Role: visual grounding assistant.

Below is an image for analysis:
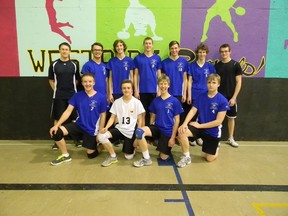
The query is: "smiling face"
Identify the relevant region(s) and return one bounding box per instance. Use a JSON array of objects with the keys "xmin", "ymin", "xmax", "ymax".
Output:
[
  {"xmin": 143, "ymin": 39, "xmax": 153, "ymax": 53},
  {"xmin": 81, "ymin": 74, "xmax": 95, "ymax": 92},
  {"xmin": 115, "ymin": 42, "xmax": 125, "ymax": 55},
  {"xmin": 59, "ymin": 44, "xmax": 71, "ymax": 60},
  {"xmin": 121, "ymin": 81, "xmax": 133, "ymax": 97},
  {"xmin": 158, "ymin": 80, "xmax": 170, "ymax": 94},
  {"xmin": 219, "ymin": 47, "xmax": 231, "ymax": 62},
  {"xmin": 169, "ymin": 43, "xmax": 180, "ymax": 58},
  {"xmin": 197, "ymin": 49, "xmax": 207, "ymax": 61},
  {"xmin": 92, "ymin": 44, "xmax": 103, "ymax": 59}
]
